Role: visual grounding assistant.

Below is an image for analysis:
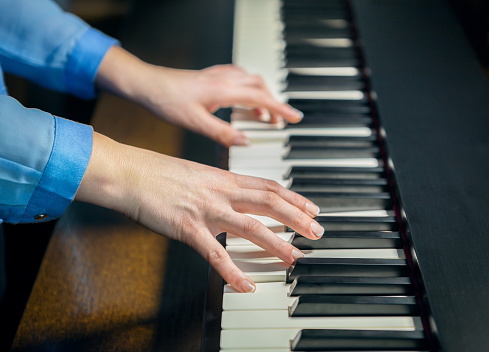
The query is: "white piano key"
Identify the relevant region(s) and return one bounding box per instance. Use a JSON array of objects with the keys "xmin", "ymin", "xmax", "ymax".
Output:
[
  {"xmin": 224, "ymin": 281, "xmax": 290, "ymax": 294},
  {"xmin": 233, "ymin": 259, "xmax": 288, "ymax": 282},
  {"xmin": 287, "ymin": 66, "xmax": 359, "ymax": 76},
  {"xmin": 233, "ymin": 0, "xmax": 285, "ymax": 99},
  {"xmin": 303, "ymin": 38, "xmax": 353, "ymax": 48},
  {"xmin": 285, "ymin": 90, "xmax": 365, "ymax": 100},
  {"xmin": 222, "ymin": 310, "xmax": 417, "ymax": 330},
  {"xmin": 242, "ymin": 127, "xmax": 373, "ymax": 139},
  {"xmin": 221, "ymin": 327, "xmax": 421, "ymax": 350},
  {"xmin": 229, "ymin": 142, "xmax": 285, "ymax": 159},
  {"xmin": 225, "ymin": 232, "xmax": 293, "ymax": 246},
  {"xmin": 320, "ymin": 19, "xmax": 349, "ymax": 28},
  {"xmin": 221, "ymin": 329, "xmax": 299, "ymax": 350},
  {"xmin": 229, "ymin": 157, "xmax": 380, "ymax": 170},
  {"xmin": 223, "ymin": 292, "xmax": 296, "ymax": 310},
  {"xmin": 320, "ymin": 209, "xmax": 391, "ymax": 217},
  {"xmin": 231, "ymin": 120, "xmax": 286, "ymax": 131},
  {"xmin": 227, "ymin": 246, "xmax": 403, "ymax": 261}
]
